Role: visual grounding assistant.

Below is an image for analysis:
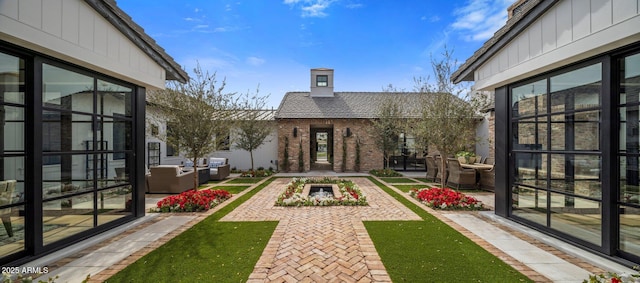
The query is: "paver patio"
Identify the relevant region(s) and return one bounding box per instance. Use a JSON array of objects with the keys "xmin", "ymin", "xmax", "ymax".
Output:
[{"xmin": 221, "ymin": 177, "xmax": 422, "ymax": 282}]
